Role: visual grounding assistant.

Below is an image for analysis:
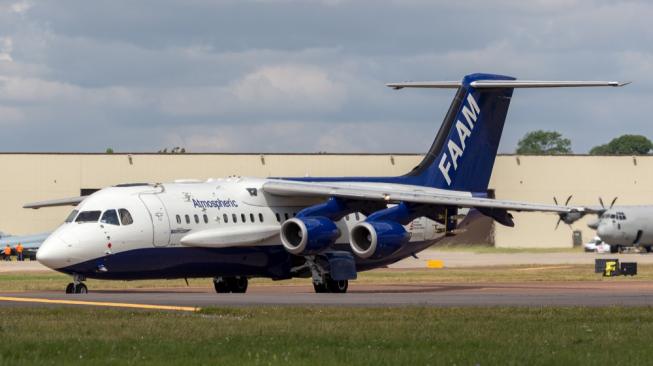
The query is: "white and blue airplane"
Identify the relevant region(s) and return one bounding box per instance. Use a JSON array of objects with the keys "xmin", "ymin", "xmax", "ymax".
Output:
[{"xmin": 26, "ymin": 73, "xmax": 626, "ymax": 294}]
